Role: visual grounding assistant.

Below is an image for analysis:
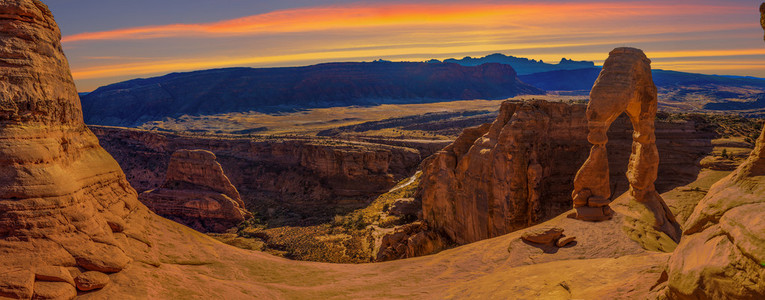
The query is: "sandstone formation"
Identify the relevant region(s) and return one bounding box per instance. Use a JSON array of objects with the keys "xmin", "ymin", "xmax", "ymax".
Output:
[
  {"xmin": 572, "ymin": 48, "xmax": 681, "ymax": 243},
  {"xmin": 376, "ymin": 221, "xmax": 446, "ymax": 262},
  {"xmin": 0, "ymin": 1, "xmax": 151, "ymax": 298},
  {"xmin": 419, "ymin": 98, "xmax": 709, "ymax": 245},
  {"xmin": 667, "ymin": 124, "xmax": 765, "ymax": 299},
  {"xmin": 139, "ymin": 149, "xmax": 251, "ymax": 232},
  {"xmin": 556, "ymin": 236, "xmax": 576, "ymax": 247},
  {"xmin": 90, "ymin": 126, "xmax": 422, "ymax": 223}
]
